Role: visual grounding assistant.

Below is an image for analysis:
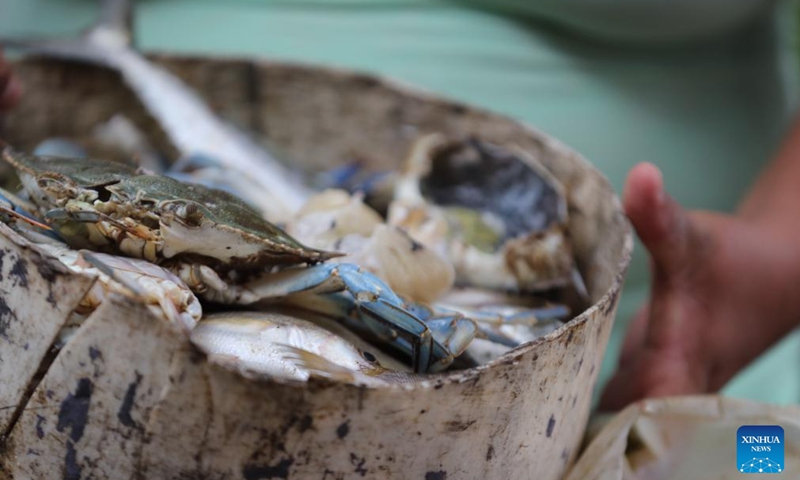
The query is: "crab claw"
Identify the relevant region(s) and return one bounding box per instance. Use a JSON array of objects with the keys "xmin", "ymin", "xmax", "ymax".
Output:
[{"xmin": 423, "ymin": 316, "xmax": 478, "ymax": 372}]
